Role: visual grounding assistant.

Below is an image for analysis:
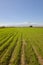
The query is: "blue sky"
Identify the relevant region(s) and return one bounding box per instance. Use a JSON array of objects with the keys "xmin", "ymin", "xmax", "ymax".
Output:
[{"xmin": 0, "ymin": 0, "xmax": 43, "ymax": 26}]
